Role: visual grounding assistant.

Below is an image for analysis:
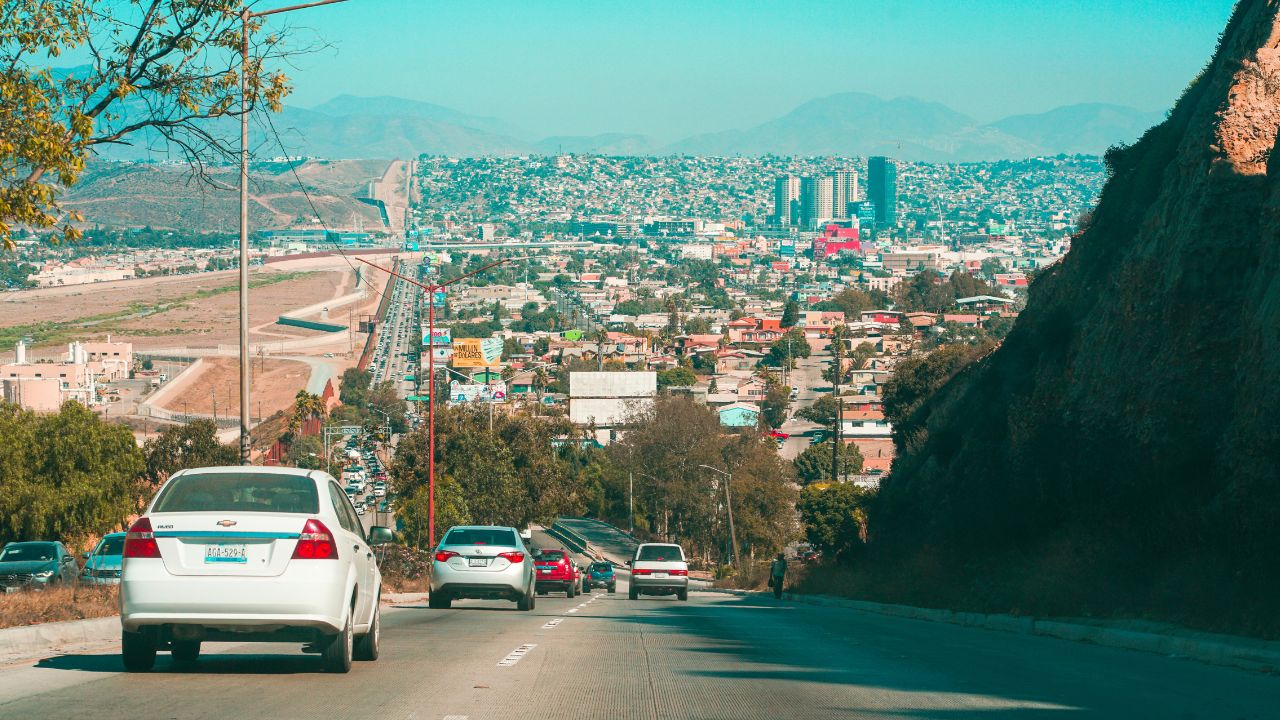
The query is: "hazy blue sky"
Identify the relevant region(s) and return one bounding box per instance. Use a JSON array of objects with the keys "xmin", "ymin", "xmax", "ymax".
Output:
[{"xmin": 264, "ymin": 0, "xmax": 1234, "ymax": 140}]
